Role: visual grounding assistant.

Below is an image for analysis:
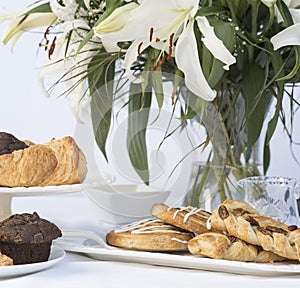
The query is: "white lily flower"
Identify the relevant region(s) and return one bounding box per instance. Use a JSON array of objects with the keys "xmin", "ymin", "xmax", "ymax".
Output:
[
  {"xmin": 50, "ymin": 0, "xmax": 78, "ymax": 21},
  {"xmin": 39, "ymin": 17, "xmax": 97, "ymax": 120},
  {"xmin": 271, "ymin": 23, "xmax": 300, "ymax": 49},
  {"xmin": 3, "ymin": 12, "xmax": 57, "ymax": 46},
  {"xmin": 99, "ymin": 0, "xmax": 235, "ymax": 101}
]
